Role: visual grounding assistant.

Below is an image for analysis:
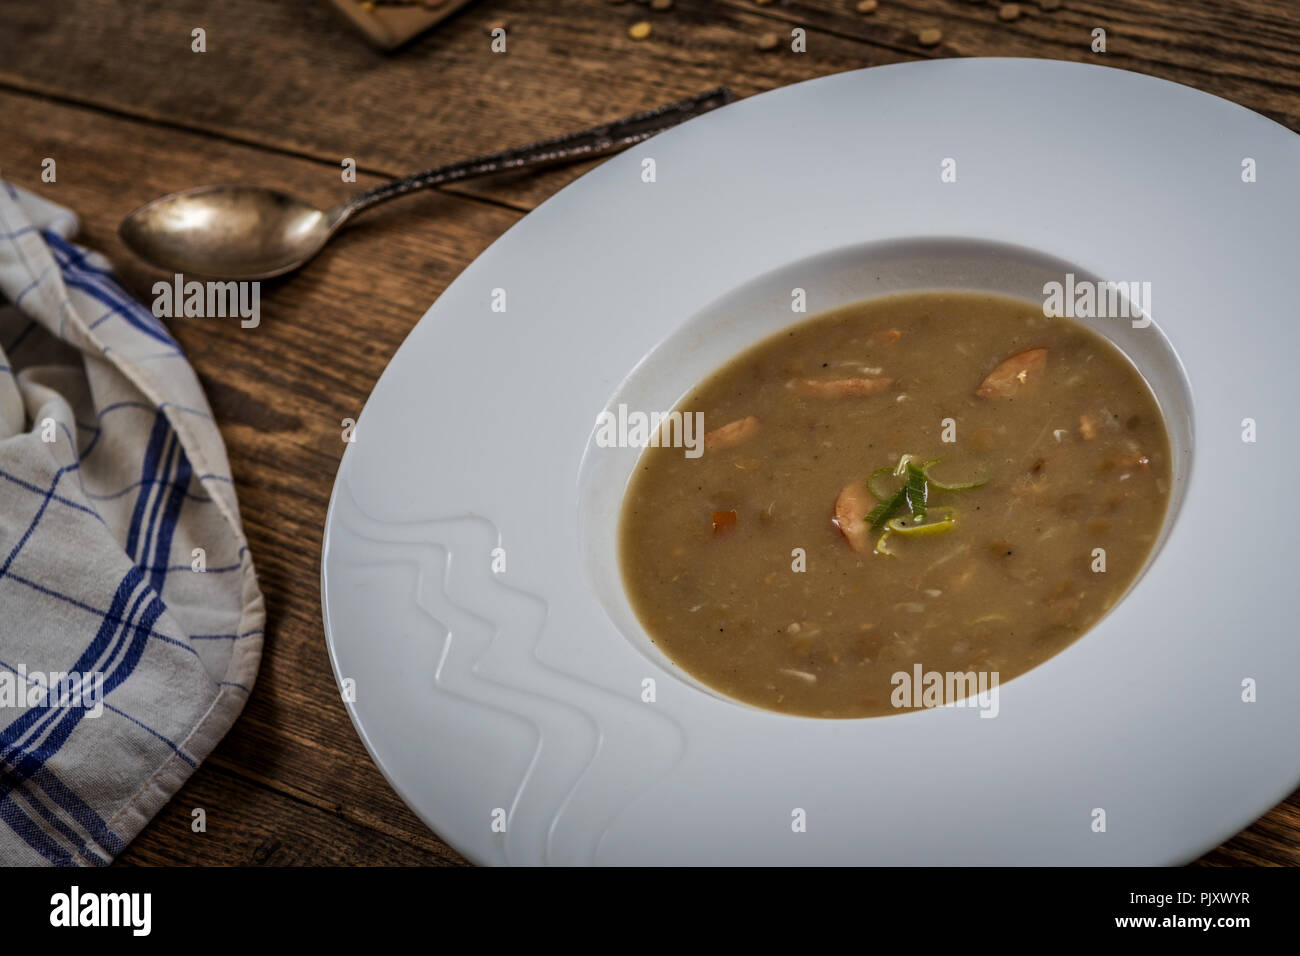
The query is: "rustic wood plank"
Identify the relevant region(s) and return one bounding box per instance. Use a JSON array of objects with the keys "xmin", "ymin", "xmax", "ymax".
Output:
[
  {"xmin": 0, "ymin": 0, "xmax": 906, "ymax": 210},
  {"xmin": 1195, "ymin": 794, "xmax": 1300, "ymax": 867},
  {"xmin": 115, "ymin": 762, "xmax": 450, "ymax": 865},
  {"xmin": 2, "ymin": 1, "xmax": 1299, "ymax": 217}
]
